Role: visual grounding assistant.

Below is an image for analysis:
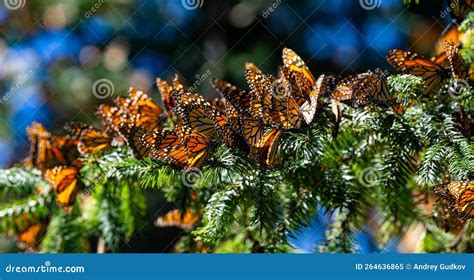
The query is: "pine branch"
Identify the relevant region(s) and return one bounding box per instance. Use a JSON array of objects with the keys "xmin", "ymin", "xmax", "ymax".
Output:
[
  {"xmin": 118, "ymin": 181, "xmax": 146, "ymax": 238},
  {"xmin": 0, "ymin": 195, "xmax": 51, "ymax": 230},
  {"xmin": 199, "ymin": 145, "xmax": 253, "ymax": 189},
  {"xmin": 387, "ymin": 74, "xmax": 424, "ymax": 106},
  {"xmin": 248, "ymin": 170, "xmax": 282, "ymax": 232},
  {"xmin": 417, "ymin": 144, "xmax": 447, "ymax": 186},
  {"xmin": 40, "ymin": 207, "xmax": 87, "ymax": 253},
  {"xmin": 0, "ymin": 168, "xmax": 49, "ymax": 197},
  {"xmin": 193, "ymin": 184, "xmax": 243, "ymax": 245},
  {"xmin": 318, "ymin": 209, "xmax": 356, "ymax": 253}
]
